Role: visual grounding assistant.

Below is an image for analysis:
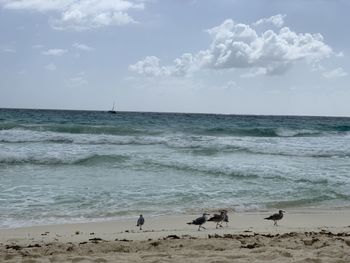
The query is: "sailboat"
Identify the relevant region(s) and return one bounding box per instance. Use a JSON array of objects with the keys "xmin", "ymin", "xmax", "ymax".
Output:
[{"xmin": 108, "ymin": 102, "xmax": 117, "ymax": 114}]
